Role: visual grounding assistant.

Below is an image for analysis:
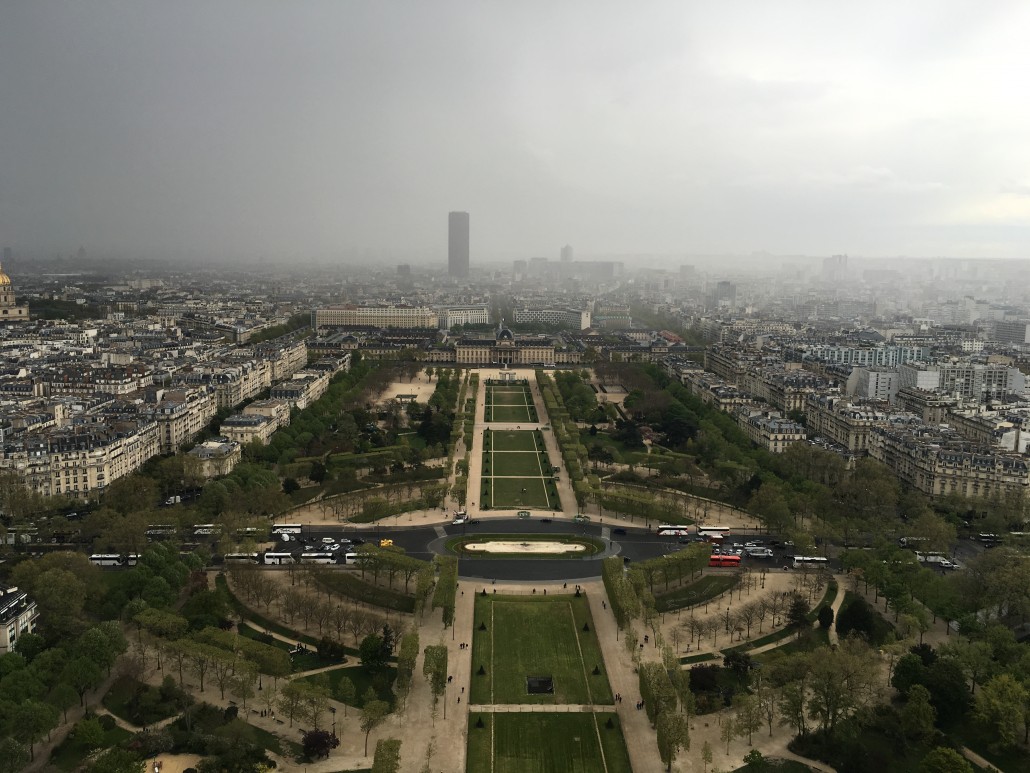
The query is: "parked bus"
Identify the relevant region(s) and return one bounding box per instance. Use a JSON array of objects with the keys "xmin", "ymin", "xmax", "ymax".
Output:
[
  {"xmin": 343, "ymin": 552, "xmax": 360, "ymax": 565},
  {"xmin": 224, "ymin": 553, "xmax": 261, "ymax": 564},
  {"xmin": 975, "ymin": 533, "xmax": 1001, "ymax": 545},
  {"xmin": 656, "ymin": 525, "xmax": 692, "ymax": 537},
  {"xmin": 697, "ymin": 526, "xmax": 731, "ymax": 542},
  {"xmin": 192, "ymin": 524, "xmax": 220, "ymax": 536},
  {"xmin": 89, "ymin": 553, "xmax": 138, "ymax": 567},
  {"xmin": 299, "ymin": 552, "xmax": 337, "ymax": 564},
  {"xmin": 791, "ymin": 556, "xmax": 830, "ymax": 568},
  {"xmin": 708, "ymin": 554, "xmax": 742, "ymax": 568},
  {"xmin": 271, "ymin": 524, "xmax": 303, "ymax": 535},
  {"xmin": 145, "ymin": 524, "xmax": 177, "ymax": 538},
  {"xmin": 898, "ymin": 536, "xmax": 930, "ymax": 548},
  {"xmin": 262, "ymin": 552, "xmax": 296, "ymax": 565}
]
